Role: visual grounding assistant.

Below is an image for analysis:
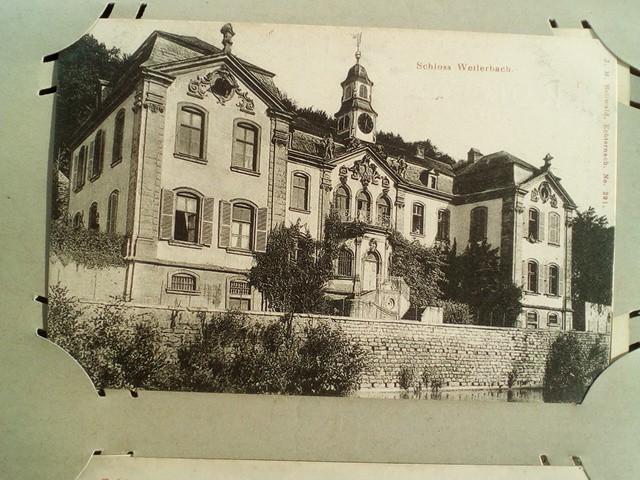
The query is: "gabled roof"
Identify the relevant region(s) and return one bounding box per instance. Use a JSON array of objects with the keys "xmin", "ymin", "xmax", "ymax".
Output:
[{"xmin": 518, "ymin": 169, "xmax": 577, "ymax": 209}]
